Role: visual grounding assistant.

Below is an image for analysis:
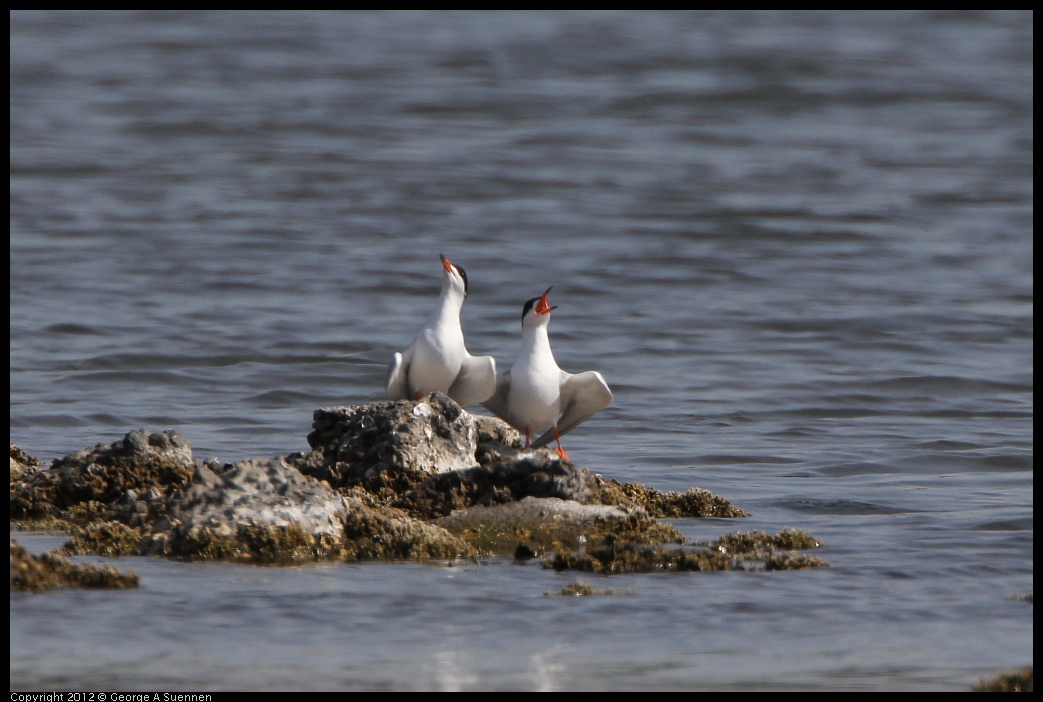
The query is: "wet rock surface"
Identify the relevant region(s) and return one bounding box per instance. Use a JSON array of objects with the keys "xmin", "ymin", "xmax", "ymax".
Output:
[
  {"xmin": 10, "ymin": 393, "xmax": 827, "ymax": 577},
  {"xmin": 436, "ymin": 496, "xmax": 683, "ymax": 557}
]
